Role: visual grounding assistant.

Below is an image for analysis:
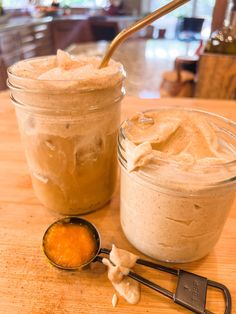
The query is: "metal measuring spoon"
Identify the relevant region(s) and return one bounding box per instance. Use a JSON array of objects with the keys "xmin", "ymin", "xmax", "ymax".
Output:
[
  {"xmin": 42, "ymin": 217, "xmax": 232, "ymax": 314},
  {"xmin": 42, "ymin": 216, "xmax": 101, "ymax": 271}
]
